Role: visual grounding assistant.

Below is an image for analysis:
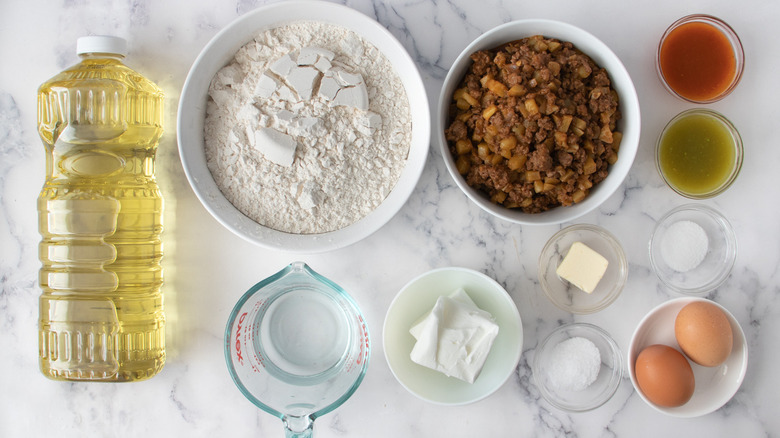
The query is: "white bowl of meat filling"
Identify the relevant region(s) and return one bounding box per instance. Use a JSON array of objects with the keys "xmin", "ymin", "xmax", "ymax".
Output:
[{"xmin": 437, "ymin": 20, "xmax": 640, "ymax": 225}]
